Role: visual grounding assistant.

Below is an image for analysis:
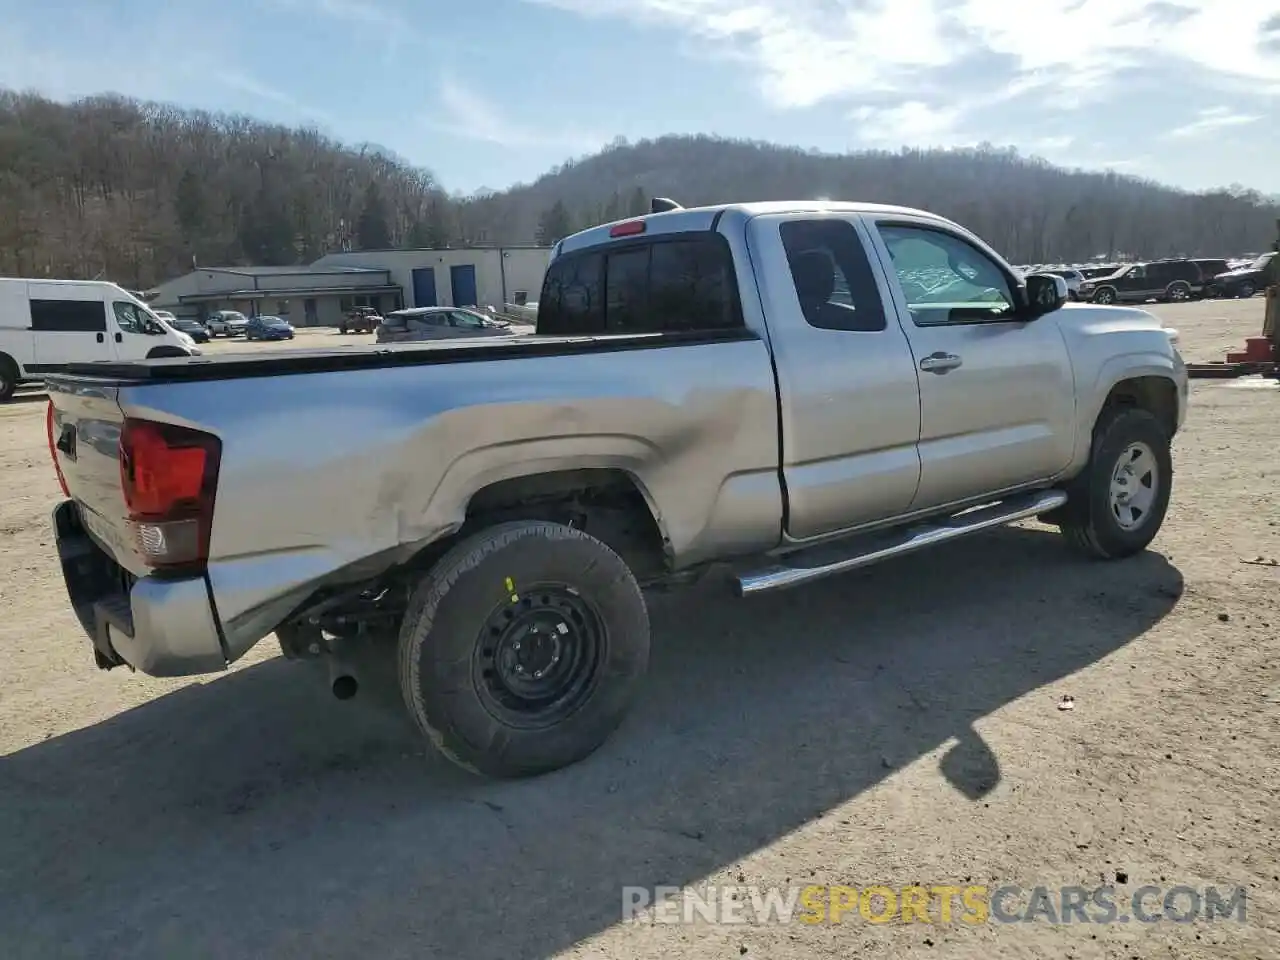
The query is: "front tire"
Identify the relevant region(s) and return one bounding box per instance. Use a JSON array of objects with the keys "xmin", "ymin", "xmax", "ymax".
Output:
[
  {"xmin": 1093, "ymin": 287, "xmax": 1118, "ymax": 304},
  {"xmin": 398, "ymin": 520, "xmax": 650, "ymax": 778},
  {"xmin": 1059, "ymin": 408, "xmax": 1172, "ymax": 559}
]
